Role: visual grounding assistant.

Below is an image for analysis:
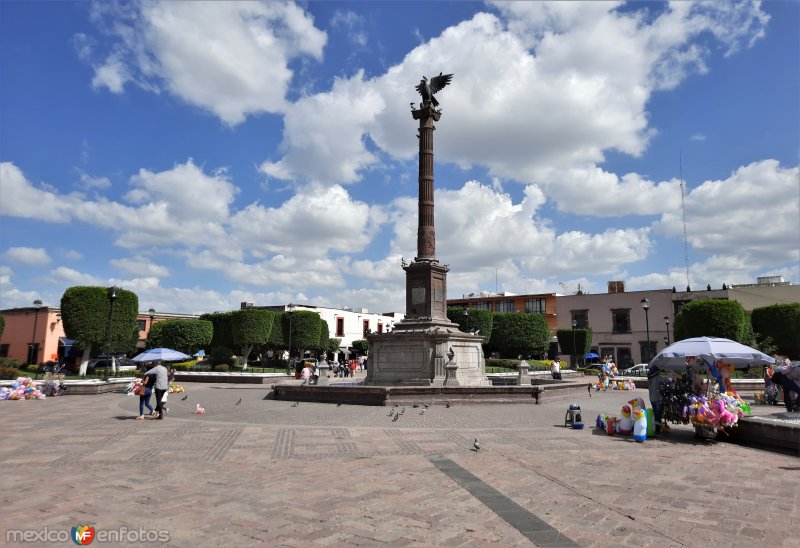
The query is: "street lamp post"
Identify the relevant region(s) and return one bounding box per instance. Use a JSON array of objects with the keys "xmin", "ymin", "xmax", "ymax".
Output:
[
  {"xmin": 664, "ymin": 316, "xmax": 670, "ymax": 346},
  {"xmin": 571, "ymin": 319, "xmax": 577, "ymax": 369},
  {"xmin": 106, "ymin": 286, "xmax": 120, "ymax": 374},
  {"xmin": 148, "ymin": 308, "xmax": 156, "ymax": 348},
  {"xmin": 463, "ymin": 308, "xmax": 470, "ymax": 333},
  {"xmin": 641, "ymin": 298, "xmax": 651, "ymax": 363},
  {"xmin": 28, "ymin": 299, "xmax": 43, "ymax": 365},
  {"xmin": 286, "ymin": 303, "xmax": 294, "ymax": 376}
]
